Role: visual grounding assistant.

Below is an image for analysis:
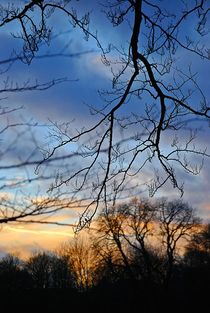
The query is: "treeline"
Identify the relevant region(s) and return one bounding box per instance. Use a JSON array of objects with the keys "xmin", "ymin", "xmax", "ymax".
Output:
[{"xmin": 1, "ymin": 198, "xmax": 210, "ymax": 312}]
